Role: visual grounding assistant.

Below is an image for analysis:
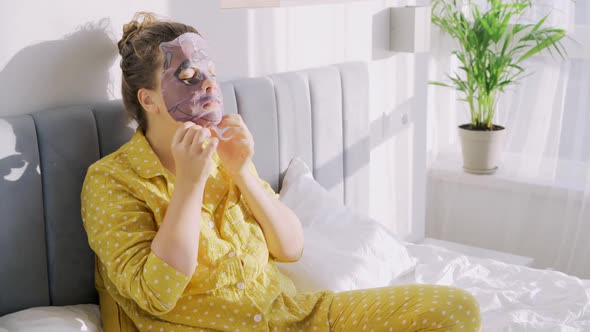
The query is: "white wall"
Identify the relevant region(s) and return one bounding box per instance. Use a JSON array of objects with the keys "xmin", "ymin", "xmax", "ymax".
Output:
[
  {"xmin": 0, "ymin": 0, "xmax": 428, "ymax": 239},
  {"xmin": 0, "ymin": 0, "xmax": 251, "ymax": 116},
  {"xmin": 0, "ymin": 1, "xmax": 160, "ymax": 115},
  {"xmin": 229, "ymin": 0, "xmax": 429, "ymax": 239}
]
